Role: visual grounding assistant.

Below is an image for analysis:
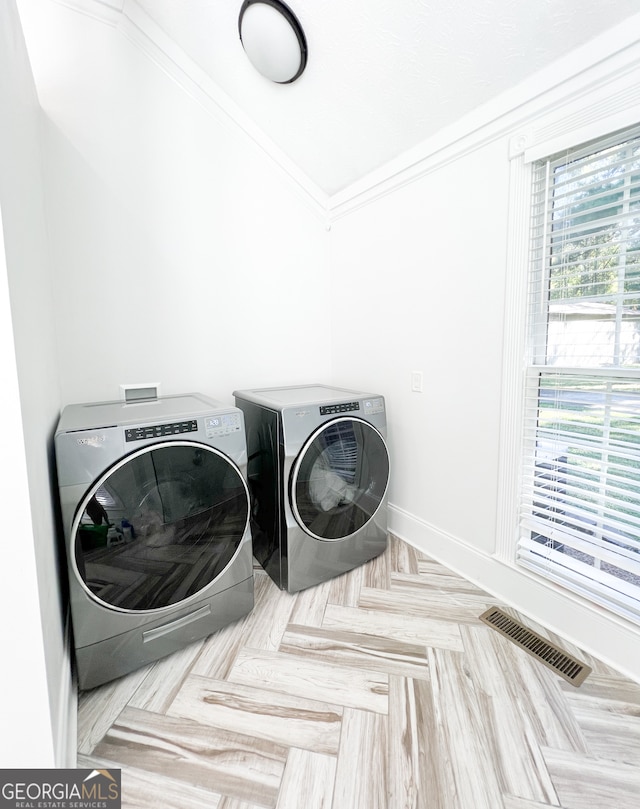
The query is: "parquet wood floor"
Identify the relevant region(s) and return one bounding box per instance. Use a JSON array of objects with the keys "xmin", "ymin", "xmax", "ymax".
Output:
[{"xmin": 76, "ymin": 535, "xmax": 640, "ymax": 808}]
